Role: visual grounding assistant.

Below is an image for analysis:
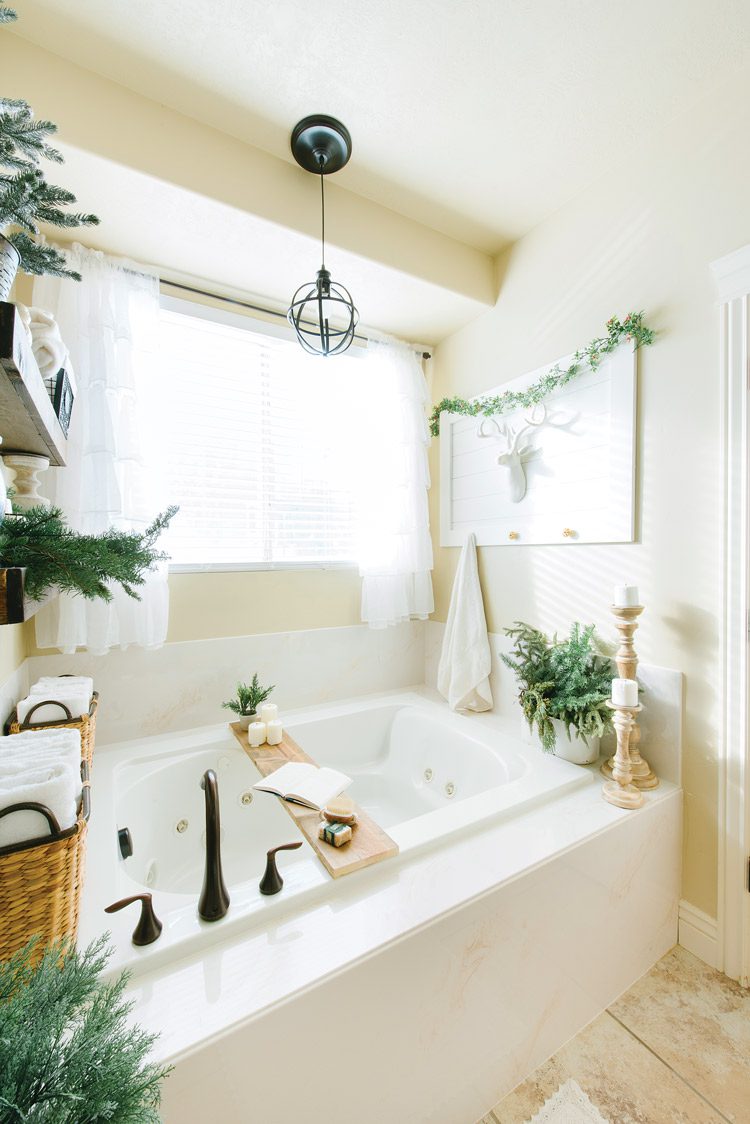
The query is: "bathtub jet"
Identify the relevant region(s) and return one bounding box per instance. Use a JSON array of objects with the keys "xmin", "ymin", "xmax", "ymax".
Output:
[{"xmin": 198, "ymin": 769, "xmax": 230, "ymax": 922}]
